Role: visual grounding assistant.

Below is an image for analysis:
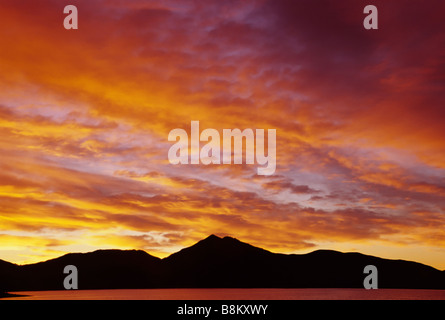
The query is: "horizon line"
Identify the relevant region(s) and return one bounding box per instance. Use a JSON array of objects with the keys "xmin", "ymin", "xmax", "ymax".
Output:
[{"xmin": 3, "ymin": 234, "xmax": 443, "ymax": 272}]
